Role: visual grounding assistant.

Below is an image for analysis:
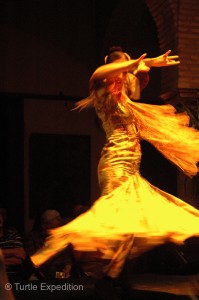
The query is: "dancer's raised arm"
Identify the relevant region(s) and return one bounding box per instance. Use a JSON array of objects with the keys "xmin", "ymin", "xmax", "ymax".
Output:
[{"xmin": 90, "ymin": 53, "xmax": 147, "ymax": 82}]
